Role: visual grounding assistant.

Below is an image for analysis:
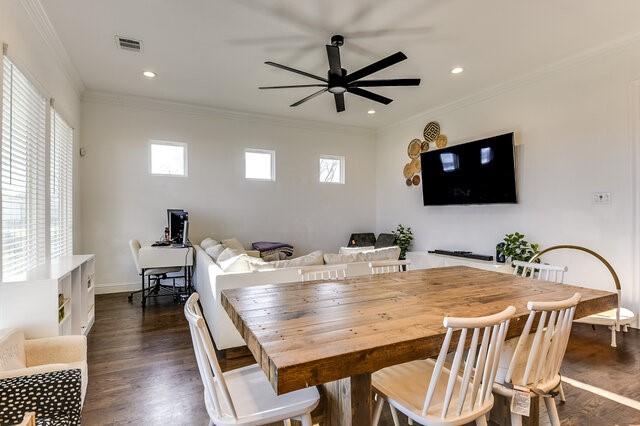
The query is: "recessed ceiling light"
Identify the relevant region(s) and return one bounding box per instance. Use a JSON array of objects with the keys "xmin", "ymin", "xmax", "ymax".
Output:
[
  {"xmin": 368, "ymin": 110, "xmax": 376, "ymax": 115},
  {"xmin": 143, "ymin": 71, "xmax": 156, "ymax": 78},
  {"xmin": 450, "ymin": 67, "xmax": 464, "ymax": 75}
]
